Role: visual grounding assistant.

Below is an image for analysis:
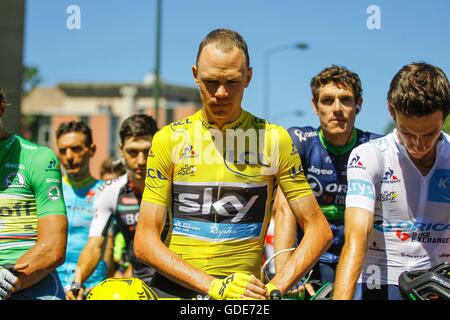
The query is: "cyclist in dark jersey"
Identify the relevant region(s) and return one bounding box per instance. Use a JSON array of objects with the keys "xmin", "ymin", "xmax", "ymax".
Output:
[
  {"xmin": 66, "ymin": 114, "xmax": 160, "ymax": 300},
  {"xmin": 274, "ymin": 65, "xmax": 381, "ymax": 295}
]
